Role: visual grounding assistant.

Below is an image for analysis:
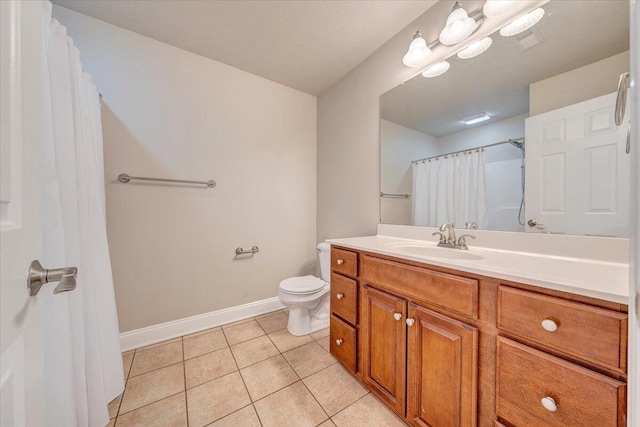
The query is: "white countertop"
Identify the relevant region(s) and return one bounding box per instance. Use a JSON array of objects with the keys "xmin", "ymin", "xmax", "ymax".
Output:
[{"xmin": 326, "ymin": 235, "xmax": 629, "ymax": 304}]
